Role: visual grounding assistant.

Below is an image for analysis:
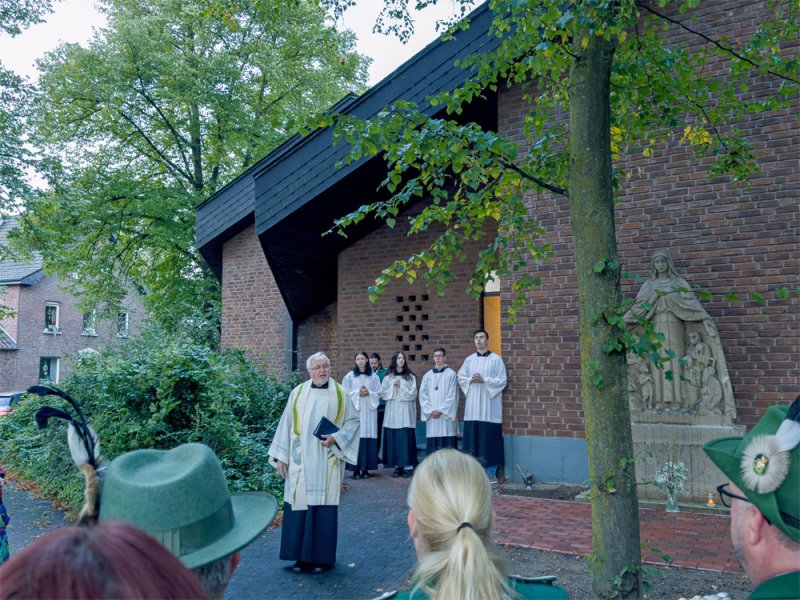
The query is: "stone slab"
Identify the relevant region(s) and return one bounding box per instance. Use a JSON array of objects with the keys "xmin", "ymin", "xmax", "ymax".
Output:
[{"xmin": 632, "ymin": 422, "xmax": 746, "ymax": 503}]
